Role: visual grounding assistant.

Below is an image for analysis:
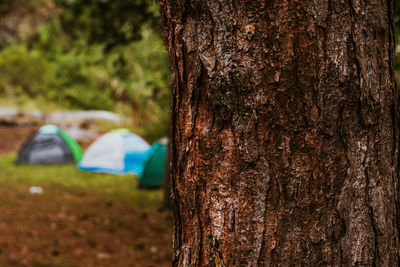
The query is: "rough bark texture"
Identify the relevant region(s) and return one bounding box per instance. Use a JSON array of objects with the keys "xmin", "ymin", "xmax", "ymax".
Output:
[
  {"xmin": 163, "ymin": 145, "xmax": 173, "ymax": 210},
  {"xmin": 160, "ymin": 0, "xmax": 399, "ymax": 265}
]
